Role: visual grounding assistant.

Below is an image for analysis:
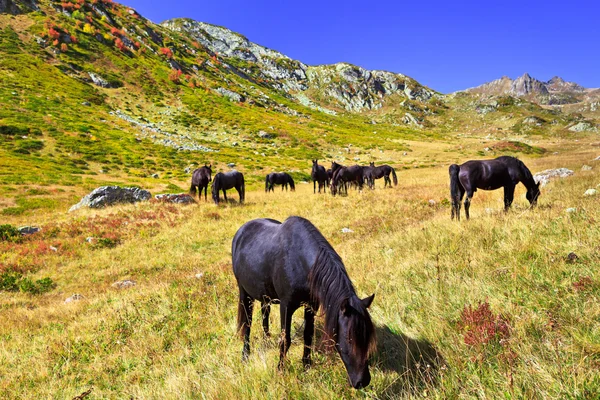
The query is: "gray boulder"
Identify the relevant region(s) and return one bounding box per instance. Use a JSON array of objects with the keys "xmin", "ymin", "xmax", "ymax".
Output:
[
  {"xmin": 533, "ymin": 168, "xmax": 574, "ymax": 187},
  {"xmin": 88, "ymin": 72, "xmax": 116, "ymax": 88},
  {"xmin": 154, "ymin": 193, "xmax": 196, "ymax": 204},
  {"xmin": 568, "ymin": 122, "xmax": 597, "ymax": 132},
  {"xmin": 69, "ymin": 186, "xmax": 151, "ymax": 212},
  {"xmin": 18, "ymin": 226, "xmax": 41, "ymax": 236}
]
